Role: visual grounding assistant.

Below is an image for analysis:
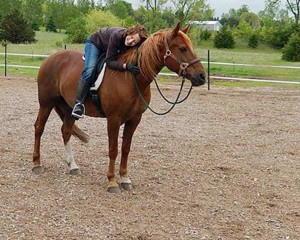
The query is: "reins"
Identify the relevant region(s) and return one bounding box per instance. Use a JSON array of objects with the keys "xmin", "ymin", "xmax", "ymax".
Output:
[
  {"xmin": 132, "ymin": 71, "xmax": 189, "ymax": 115},
  {"xmin": 131, "ymin": 34, "xmax": 197, "ymax": 115}
]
